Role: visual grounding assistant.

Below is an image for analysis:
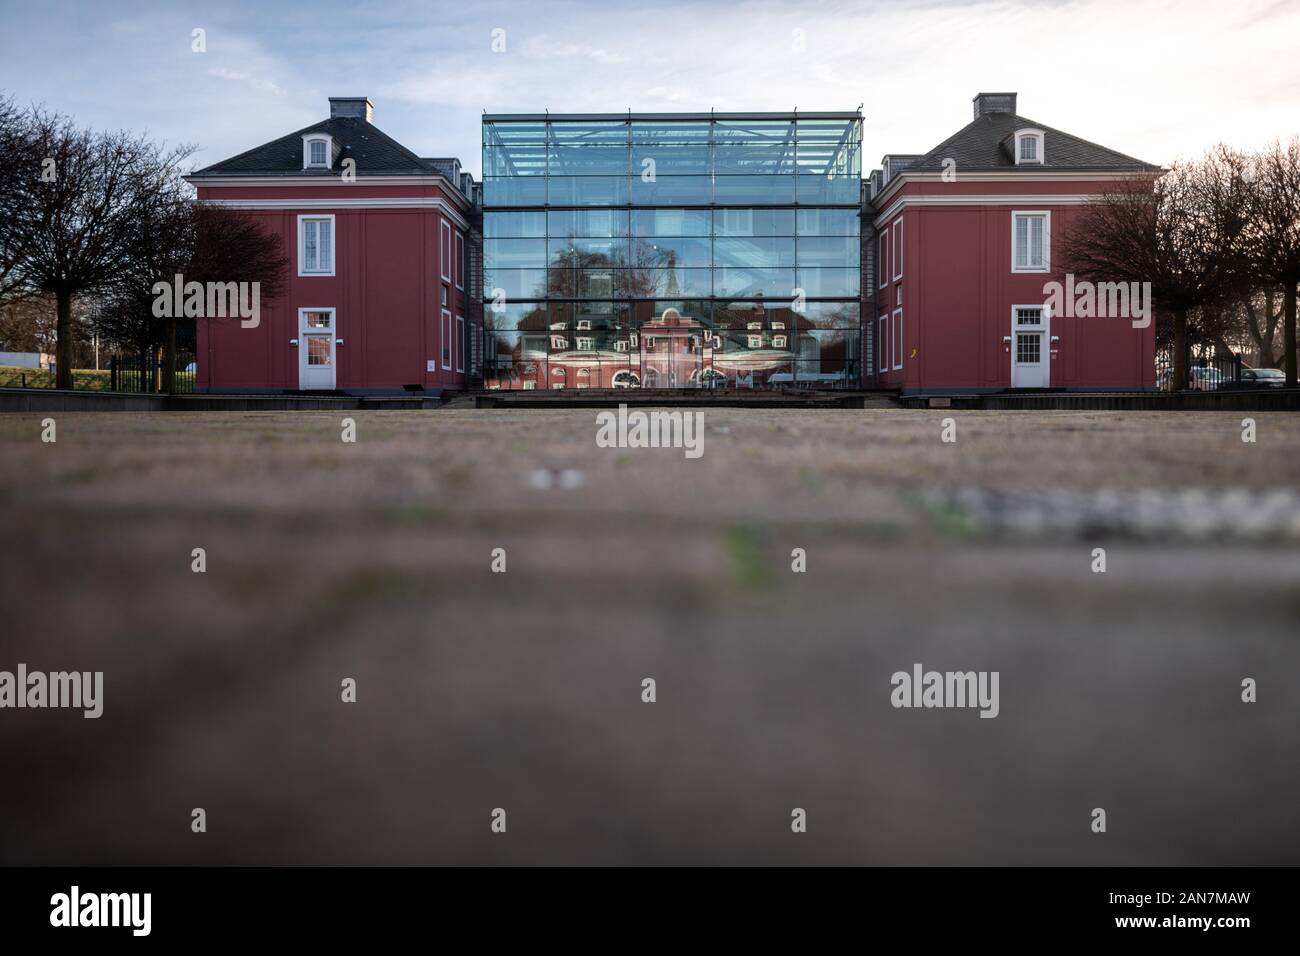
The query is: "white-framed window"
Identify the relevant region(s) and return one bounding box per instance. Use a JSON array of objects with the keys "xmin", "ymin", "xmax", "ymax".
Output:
[
  {"xmin": 302, "ymin": 134, "xmax": 332, "ymax": 170},
  {"xmin": 441, "ymin": 285, "xmax": 448, "ymax": 307},
  {"xmin": 576, "ymin": 319, "xmax": 592, "ymax": 331},
  {"xmin": 645, "ymin": 335, "xmax": 656, "ymax": 351},
  {"xmin": 896, "ymin": 284, "xmax": 903, "ymax": 307},
  {"xmin": 454, "ymin": 232, "xmax": 465, "ymax": 290},
  {"xmin": 440, "ymin": 220, "xmax": 452, "ymax": 282},
  {"xmin": 747, "ymin": 335, "xmax": 763, "ymax": 349},
  {"xmin": 298, "ymin": 215, "xmax": 335, "ymax": 276},
  {"xmin": 712, "ymin": 333, "xmax": 725, "ymax": 350},
  {"xmin": 1014, "ymin": 129, "xmax": 1045, "ymax": 166},
  {"xmin": 576, "ymin": 337, "xmax": 593, "ymax": 351},
  {"xmin": 523, "ymin": 380, "xmax": 537, "ymax": 390},
  {"xmin": 747, "ymin": 321, "xmax": 762, "ymax": 331},
  {"xmin": 878, "ymin": 232, "xmax": 888, "ymax": 288},
  {"xmin": 773, "ymin": 335, "xmax": 787, "ymax": 349},
  {"xmin": 892, "ymin": 219, "xmax": 903, "ymax": 281},
  {"xmin": 551, "ymin": 334, "xmax": 567, "ymax": 350},
  {"xmin": 772, "ymin": 321, "xmax": 785, "ymax": 330},
  {"xmin": 892, "ymin": 308, "xmax": 903, "ymax": 370},
  {"xmin": 879, "ymin": 314, "xmax": 889, "ymax": 373},
  {"xmin": 614, "ymin": 339, "xmax": 629, "ymax": 353},
  {"xmin": 1012, "ymin": 211, "xmax": 1050, "ymax": 273},
  {"xmin": 456, "ymin": 315, "xmax": 465, "ymax": 373},
  {"xmin": 441, "ymin": 309, "xmax": 452, "ymax": 369}
]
